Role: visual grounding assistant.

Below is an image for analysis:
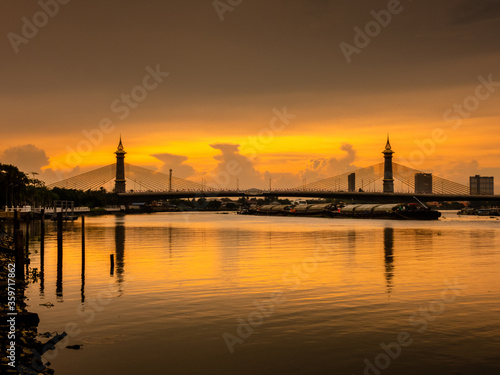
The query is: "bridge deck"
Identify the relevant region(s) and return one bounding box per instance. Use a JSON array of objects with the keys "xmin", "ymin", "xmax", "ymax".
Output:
[{"xmin": 117, "ymin": 191, "xmax": 500, "ymax": 203}]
